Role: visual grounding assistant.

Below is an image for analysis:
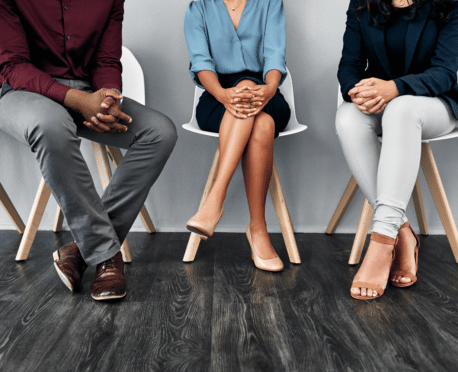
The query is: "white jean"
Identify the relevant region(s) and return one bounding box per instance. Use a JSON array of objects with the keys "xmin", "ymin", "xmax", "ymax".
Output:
[{"xmin": 336, "ymin": 96, "xmax": 458, "ymax": 239}]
